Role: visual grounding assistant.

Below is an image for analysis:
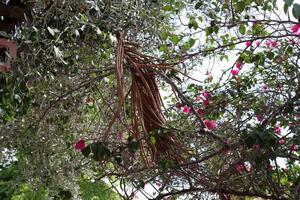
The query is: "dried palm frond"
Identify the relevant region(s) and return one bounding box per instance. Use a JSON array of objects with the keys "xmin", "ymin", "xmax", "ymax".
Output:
[{"xmin": 107, "ymin": 30, "xmax": 184, "ymax": 164}]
